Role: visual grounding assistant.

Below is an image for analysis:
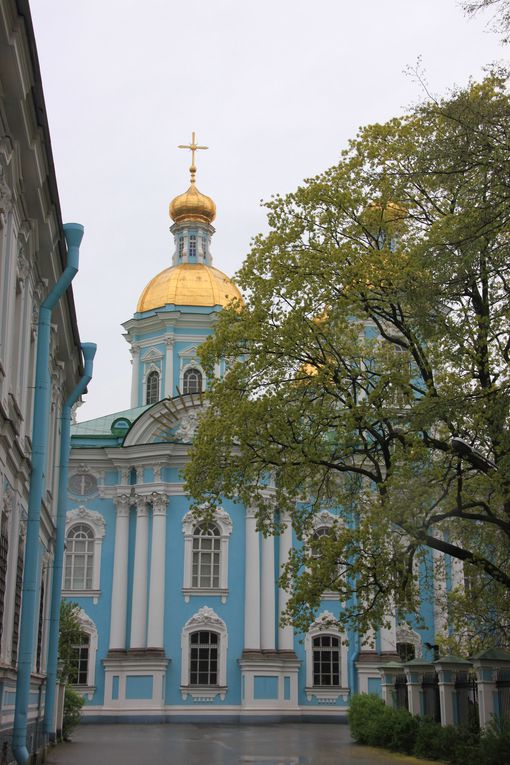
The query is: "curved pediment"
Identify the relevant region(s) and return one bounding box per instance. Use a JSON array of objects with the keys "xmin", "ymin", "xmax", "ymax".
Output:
[{"xmin": 123, "ymin": 394, "xmax": 204, "ymax": 447}]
